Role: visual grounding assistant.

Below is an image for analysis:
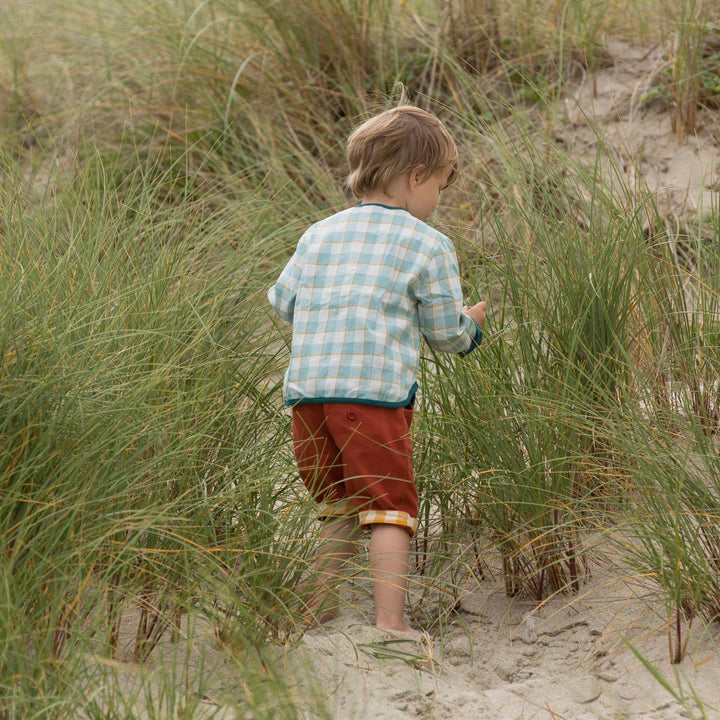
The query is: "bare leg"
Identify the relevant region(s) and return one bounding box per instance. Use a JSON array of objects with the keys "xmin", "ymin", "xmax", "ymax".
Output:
[
  {"xmin": 304, "ymin": 516, "xmax": 360, "ymax": 622},
  {"xmin": 369, "ymin": 524, "xmax": 413, "ymax": 632}
]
